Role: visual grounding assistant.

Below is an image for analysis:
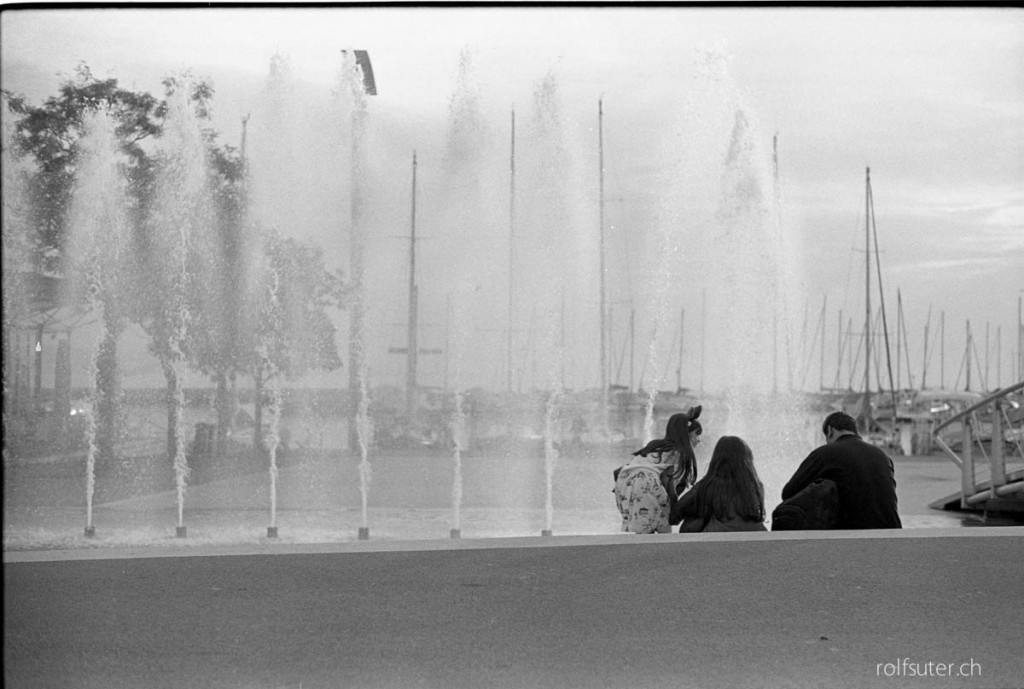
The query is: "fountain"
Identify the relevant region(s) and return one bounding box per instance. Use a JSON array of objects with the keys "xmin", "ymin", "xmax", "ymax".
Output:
[
  {"xmin": 64, "ymin": 109, "xmax": 134, "ymax": 537},
  {"xmin": 1, "ymin": 43, "xmax": 825, "ymax": 550}
]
